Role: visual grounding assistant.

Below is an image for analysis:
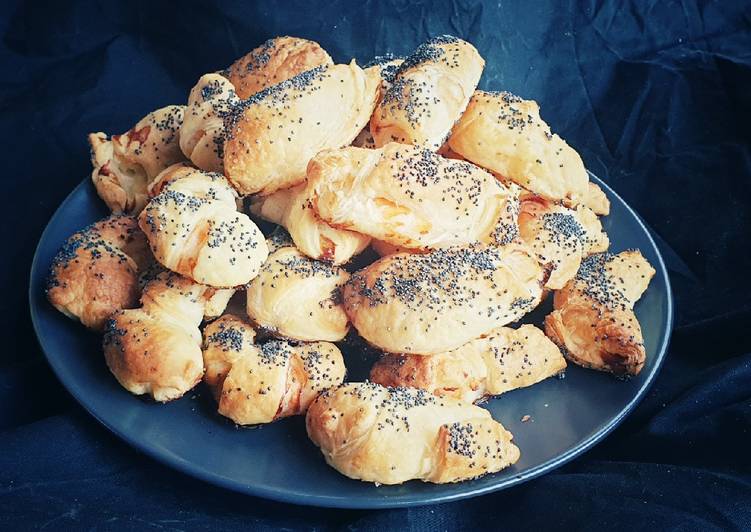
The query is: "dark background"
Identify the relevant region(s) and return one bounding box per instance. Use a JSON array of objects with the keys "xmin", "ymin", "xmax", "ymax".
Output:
[{"xmin": 2, "ymin": 0, "xmax": 750, "ymax": 529}]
